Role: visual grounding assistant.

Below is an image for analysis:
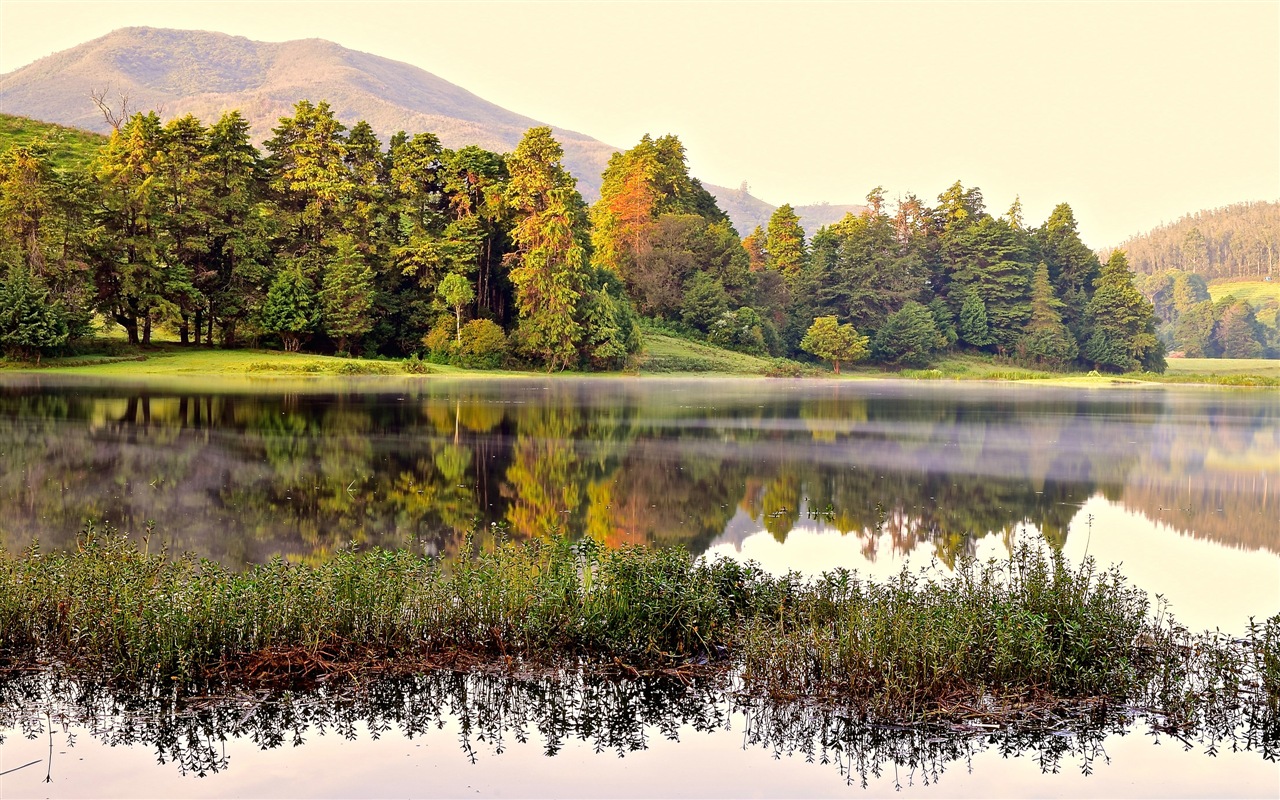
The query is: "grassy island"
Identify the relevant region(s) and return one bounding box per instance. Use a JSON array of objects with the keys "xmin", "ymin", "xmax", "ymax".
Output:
[{"xmin": 1, "ymin": 527, "xmax": 1275, "ymax": 730}]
